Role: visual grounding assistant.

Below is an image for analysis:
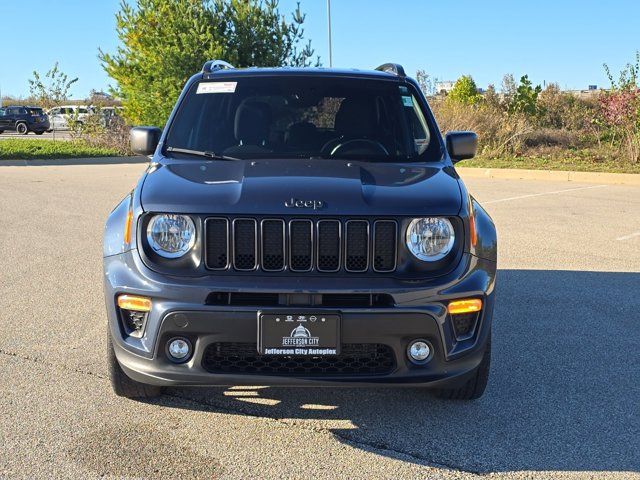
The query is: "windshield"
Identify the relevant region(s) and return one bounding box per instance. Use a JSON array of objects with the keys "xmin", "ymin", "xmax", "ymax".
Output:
[{"xmin": 165, "ymin": 76, "xmax": 440, "ymax": 162}]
